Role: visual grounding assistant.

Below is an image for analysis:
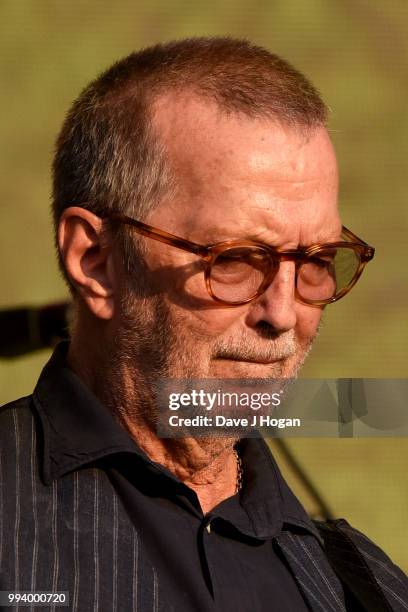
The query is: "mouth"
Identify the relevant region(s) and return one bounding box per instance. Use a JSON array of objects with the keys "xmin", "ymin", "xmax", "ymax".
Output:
[{"xmin": 215, "ymin": 356, "xmax": 286, "ymax": 366}]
